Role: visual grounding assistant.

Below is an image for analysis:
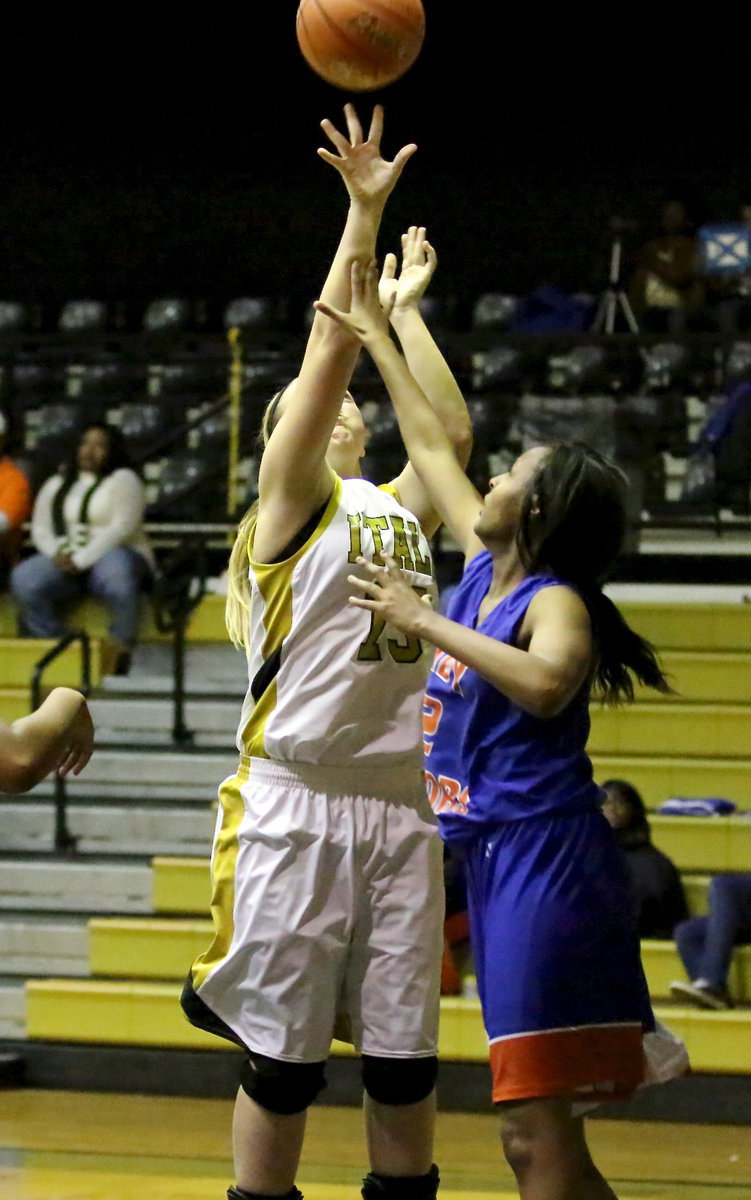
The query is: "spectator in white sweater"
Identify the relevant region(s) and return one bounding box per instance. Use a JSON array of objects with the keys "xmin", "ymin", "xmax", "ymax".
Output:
[{"xmin": 11, "ymin": 423, "xmax": 154, "ymax": 674}]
